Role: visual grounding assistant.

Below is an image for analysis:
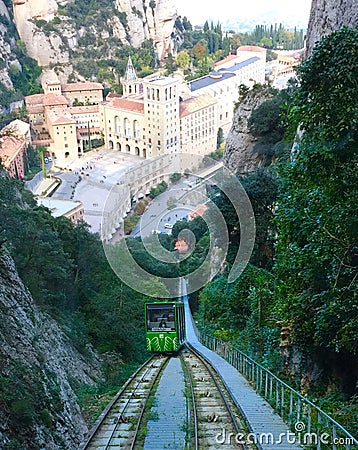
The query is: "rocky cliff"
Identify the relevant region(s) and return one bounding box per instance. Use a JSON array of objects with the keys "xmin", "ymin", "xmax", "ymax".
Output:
[
  {"xmin": 305, "ymin": 0, "xmax": 358, "ymax": 56},
  {"xmin": 0, "ymin": 251, "xmax": 103, "ymax": 449},
  {"xmin": 224, "ymin": 88, "xmax": 273, "ymax": 174},
  {"xmin": 0, "ymin": 0, "xmax": 17, "ymax": 90},
  {"xmin": 11, "ymin": 0, "xmax": 182, "ymax": 69},
  {"xmin": 12, "ymin": 0, "xmax": 70, "ymax": 67},
  {"xmin": 224, "ymin": 0, "xmax": 358, "ymax": 174}
]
